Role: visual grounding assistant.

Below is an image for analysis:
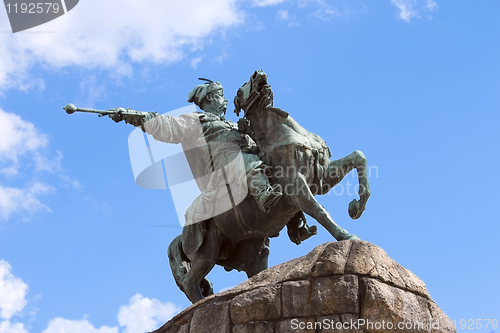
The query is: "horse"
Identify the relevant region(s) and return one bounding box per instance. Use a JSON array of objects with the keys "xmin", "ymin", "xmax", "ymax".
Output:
[{"xmin": 167, "ymin": 70, "xmax": 370, "ymax": 304}]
